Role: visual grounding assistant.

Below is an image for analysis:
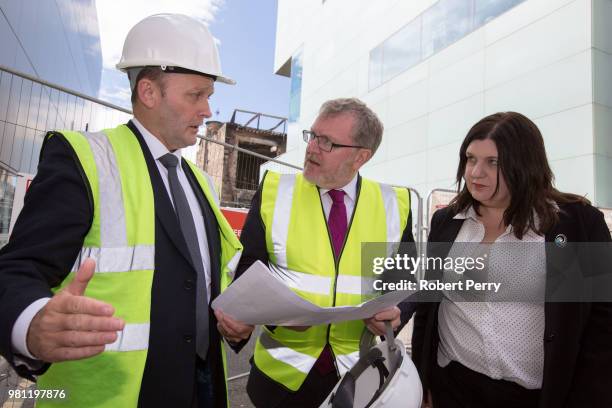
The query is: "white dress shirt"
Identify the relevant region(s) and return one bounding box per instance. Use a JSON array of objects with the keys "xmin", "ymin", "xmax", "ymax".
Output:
[
  {"xmin": 132, "ymin": 119, "xmax": 212, "ymax": 299},
  {"xmin": 11, "ymin": 118, "xmax": 212, "ymax": 359},
  {"xmin": 437, "ymin": 206, "xmax": 546, "ymax": 389}
]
